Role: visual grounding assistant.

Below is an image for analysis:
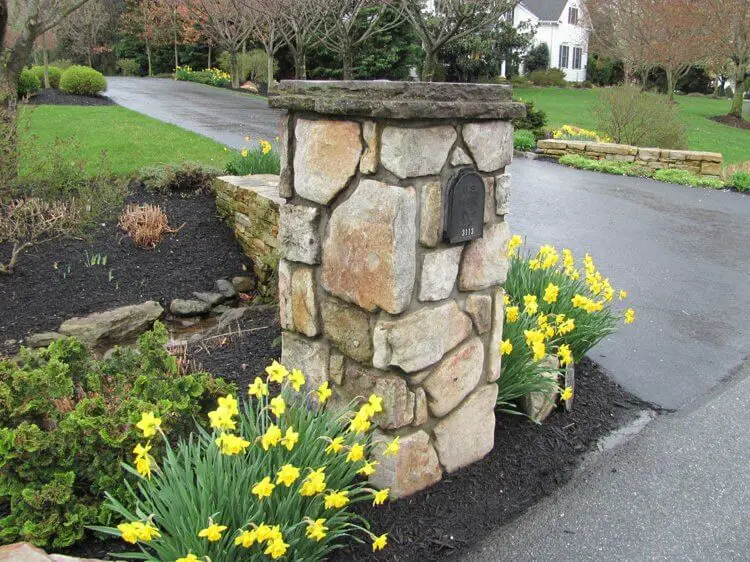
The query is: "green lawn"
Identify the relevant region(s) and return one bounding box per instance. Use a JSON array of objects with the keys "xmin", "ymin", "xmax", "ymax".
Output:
[
  {"xmin": 514, "ymin": 87, "xmax": 750, "ymax": 164},
  {"xmin": 19, "ymin": 105, "xmax": 230, "ymax": 177}
]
